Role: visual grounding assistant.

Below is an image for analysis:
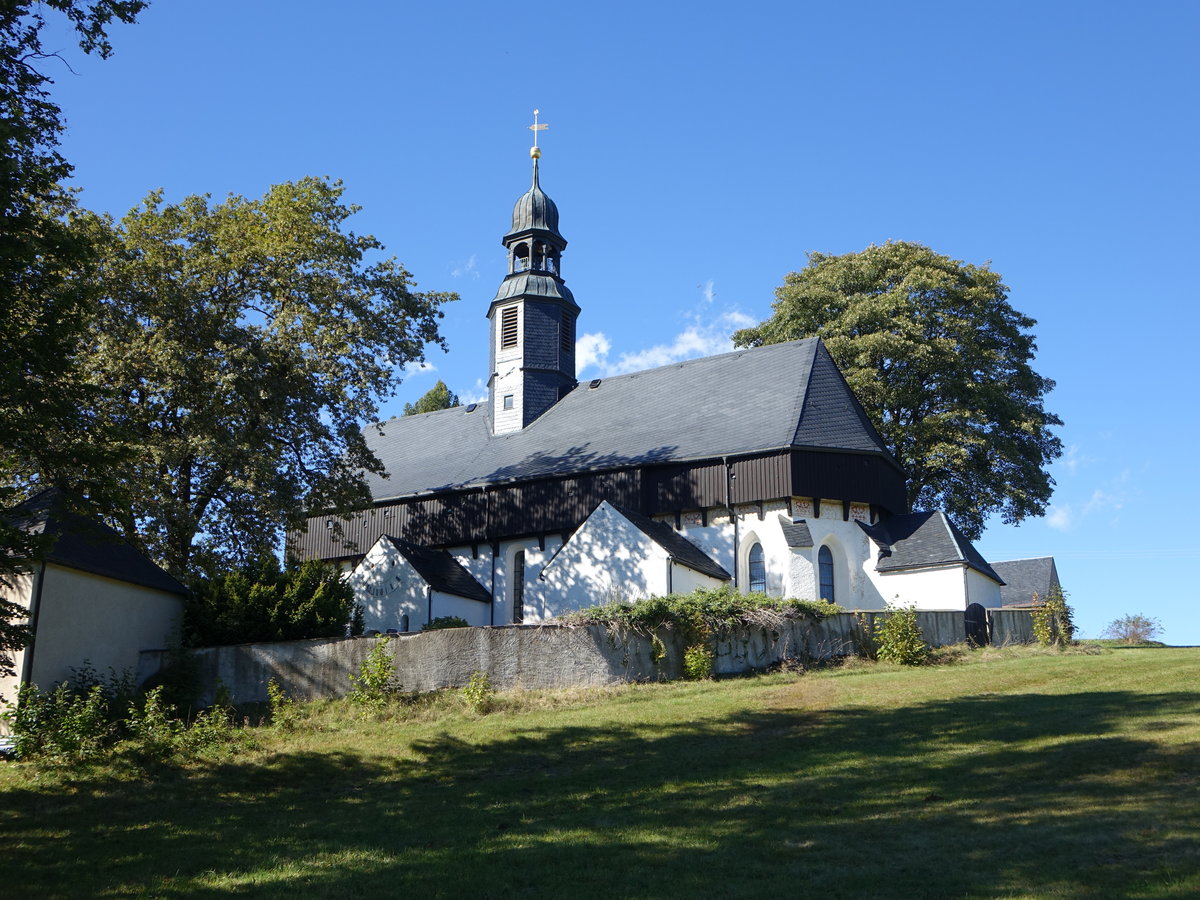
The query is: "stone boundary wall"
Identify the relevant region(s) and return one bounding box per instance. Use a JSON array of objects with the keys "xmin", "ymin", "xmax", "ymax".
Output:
[{"xmin": 142, "ymin": 609, "xmax": 1035, "ymax": 707}]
